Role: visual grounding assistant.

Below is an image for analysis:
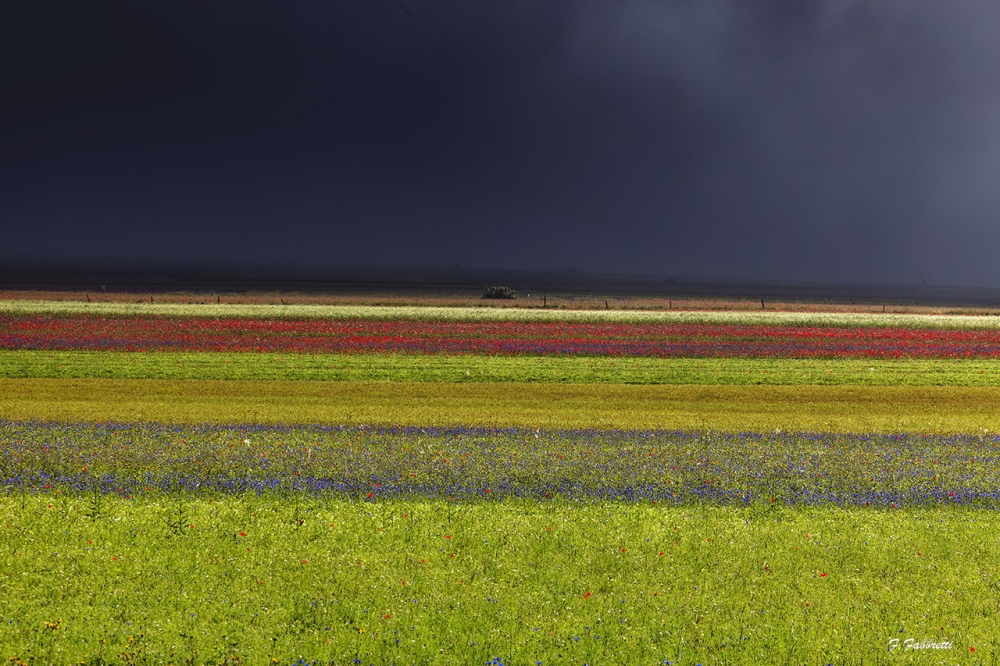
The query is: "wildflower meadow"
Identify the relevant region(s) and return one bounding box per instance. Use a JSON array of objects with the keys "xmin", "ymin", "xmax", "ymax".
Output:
[{"xmin": 1, "ymin": 301, "xmax": 998, "ymax": 664}]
